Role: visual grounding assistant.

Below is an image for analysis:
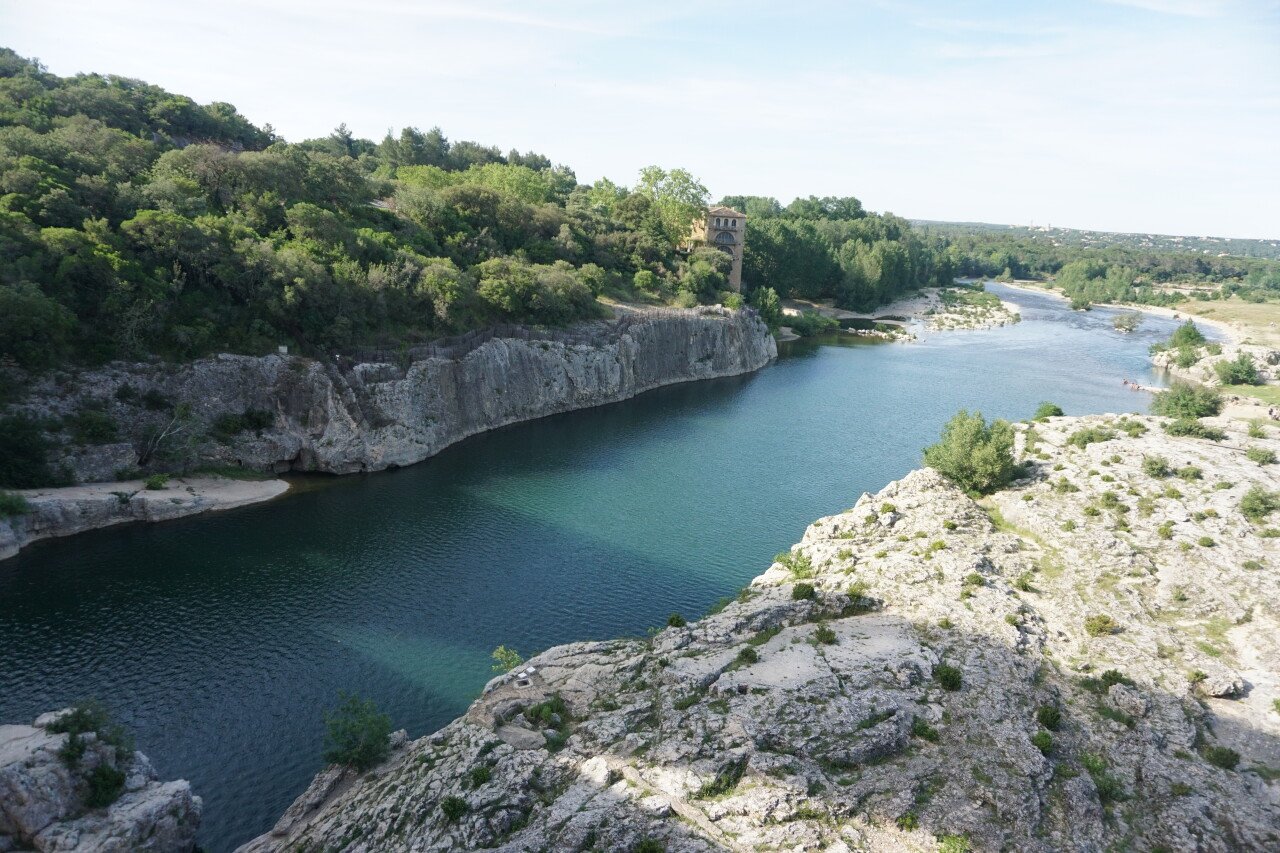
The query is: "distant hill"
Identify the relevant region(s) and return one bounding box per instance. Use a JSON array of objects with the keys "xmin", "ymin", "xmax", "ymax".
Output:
[{"xmin": 912, "ymin": 221, "xmax": 1280, "ymax": 261}]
